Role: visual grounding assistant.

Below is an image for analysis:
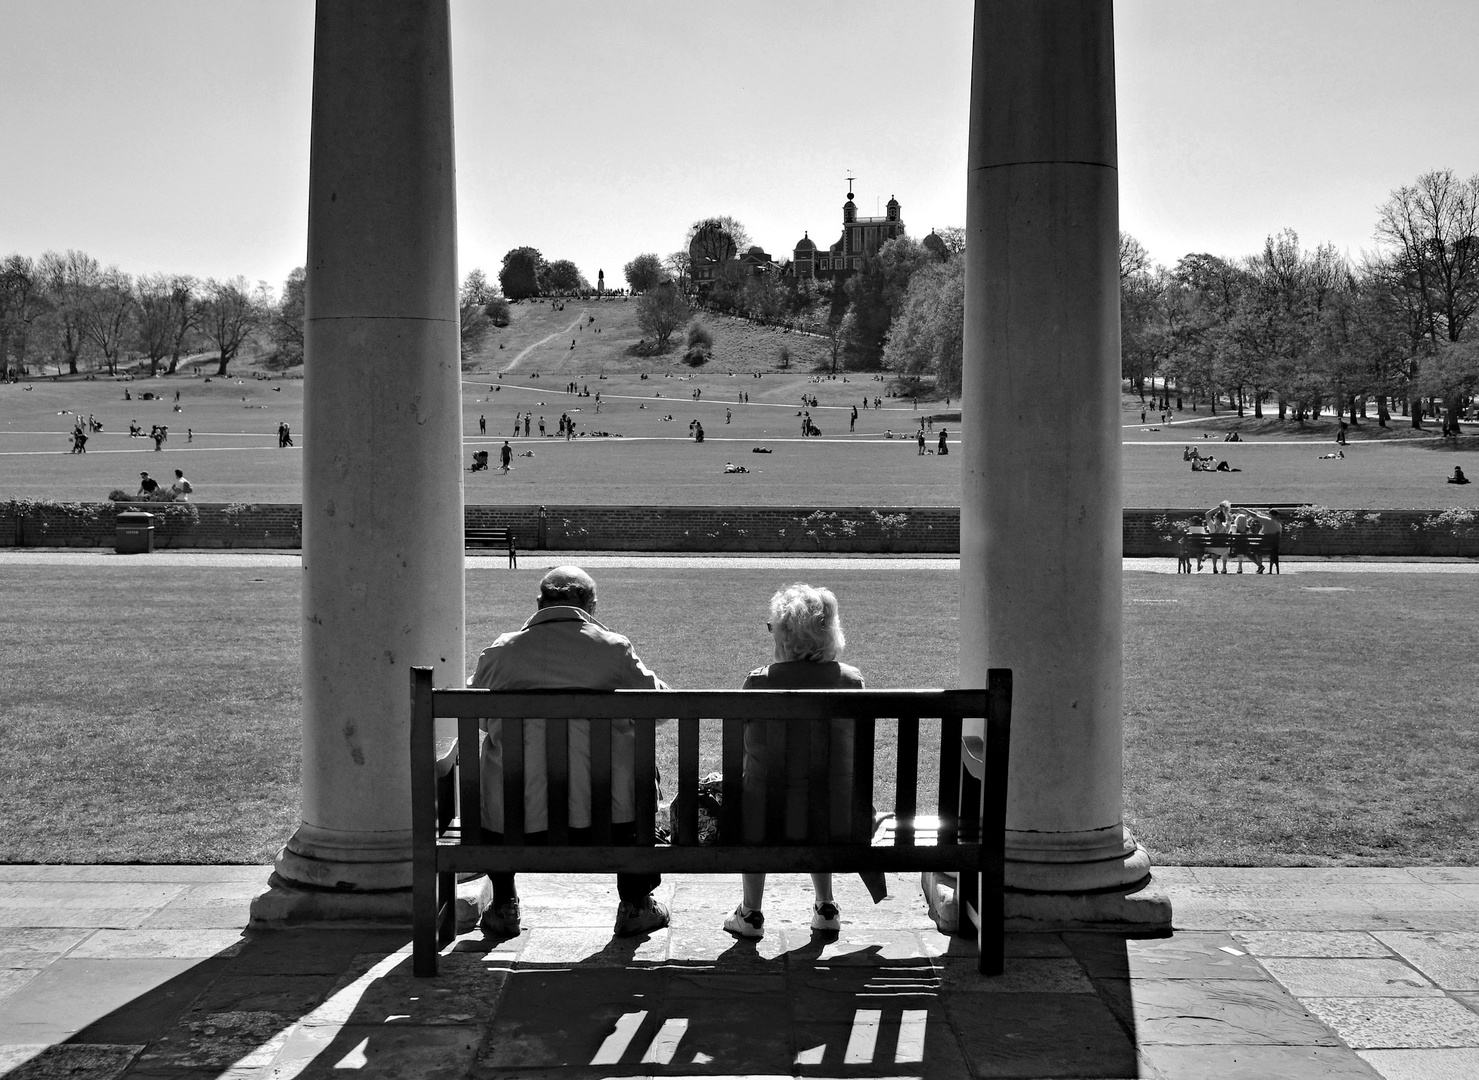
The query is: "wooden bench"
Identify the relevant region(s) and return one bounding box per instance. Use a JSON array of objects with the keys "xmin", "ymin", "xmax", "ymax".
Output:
[
  {"xmin": 464, "ymin": 526, "xmax": 513, "ymax": 552},
  {"xmin": 410, "ymin": 667, "xmax": 1011, "ymax": 977},
  {"xmin": 1179, "ymin": 533, "xmax": 1272, "ymax": 572}
]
